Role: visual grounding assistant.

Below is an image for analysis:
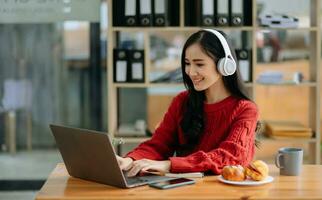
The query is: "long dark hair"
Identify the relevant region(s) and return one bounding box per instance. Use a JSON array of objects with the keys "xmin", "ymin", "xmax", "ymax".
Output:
[{"xmin": 180, "ymin": 30, "xmax": 260, "ymax": 147}]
